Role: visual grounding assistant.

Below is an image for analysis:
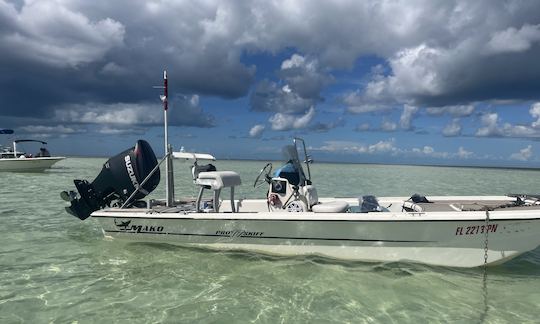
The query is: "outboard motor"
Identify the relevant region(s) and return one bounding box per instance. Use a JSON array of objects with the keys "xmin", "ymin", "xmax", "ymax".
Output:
[{"xmin": 61, "ymin": 140, "xmax": 160, "ymax": 220}]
